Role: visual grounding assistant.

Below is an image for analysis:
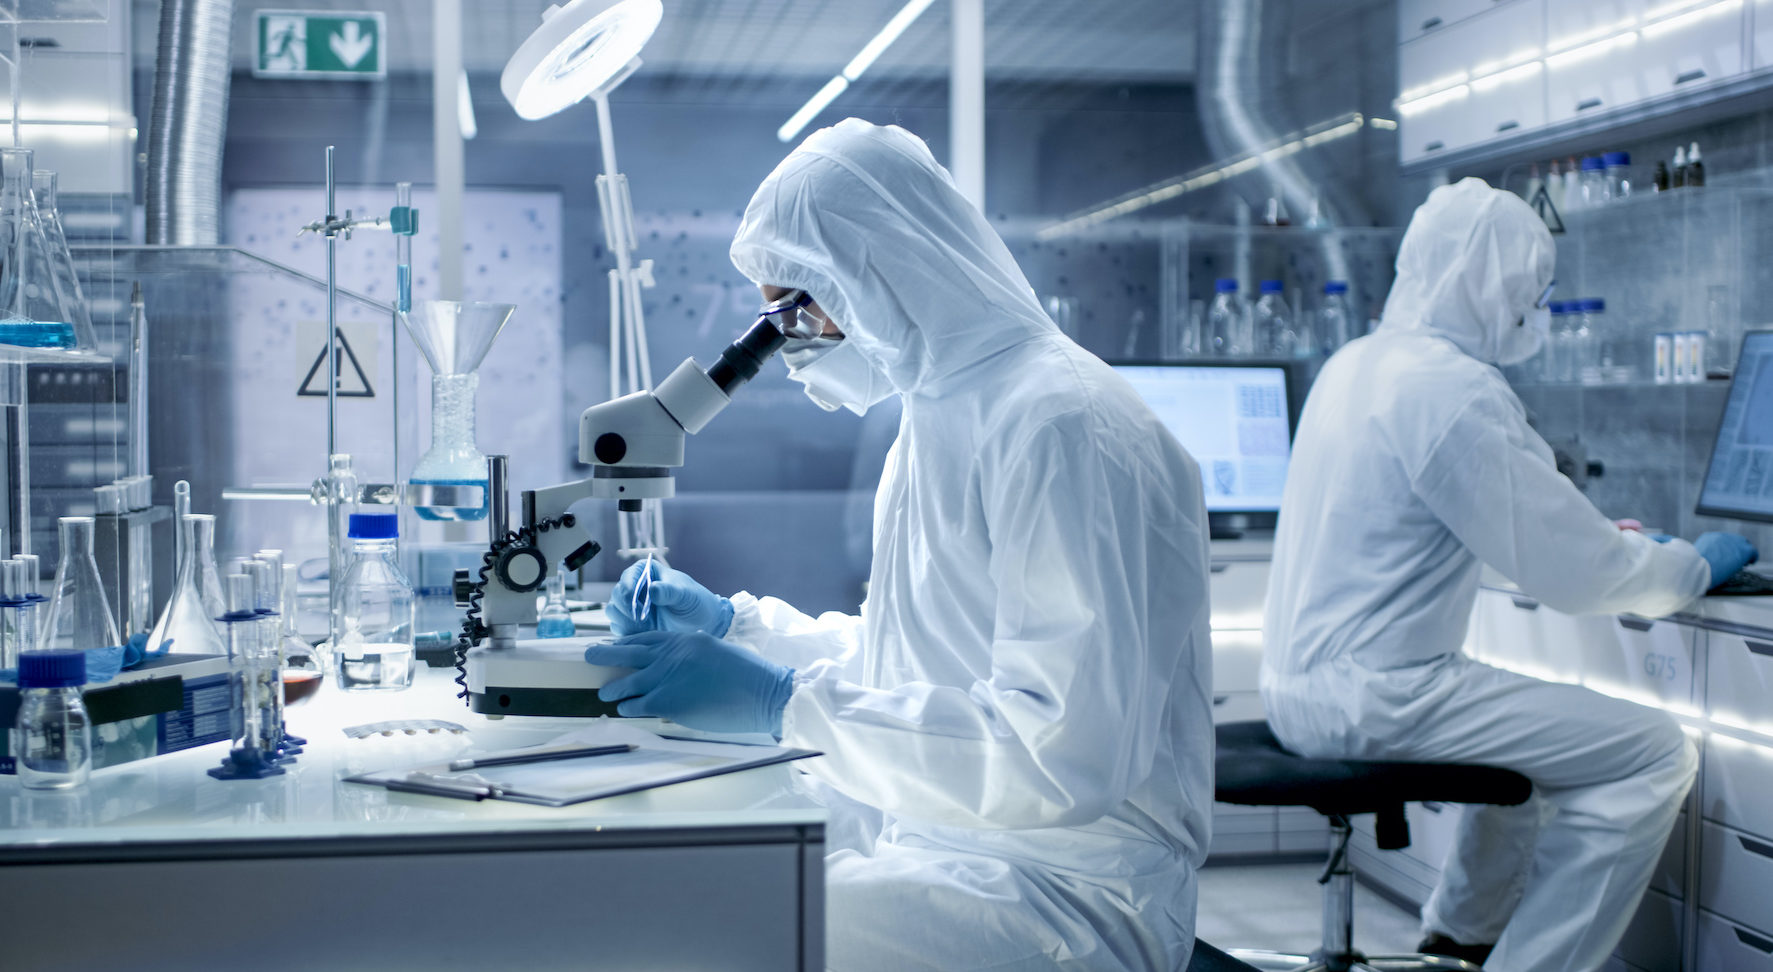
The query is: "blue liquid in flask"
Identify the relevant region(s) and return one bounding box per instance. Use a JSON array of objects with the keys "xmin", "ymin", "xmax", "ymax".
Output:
[
  {"xmin": 0, "ymin": 321, "xmax": 75, "ymax": 349},
  {"xmin": 410, "ymin": 477, "xmax": 489, "ymax": 521}
]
